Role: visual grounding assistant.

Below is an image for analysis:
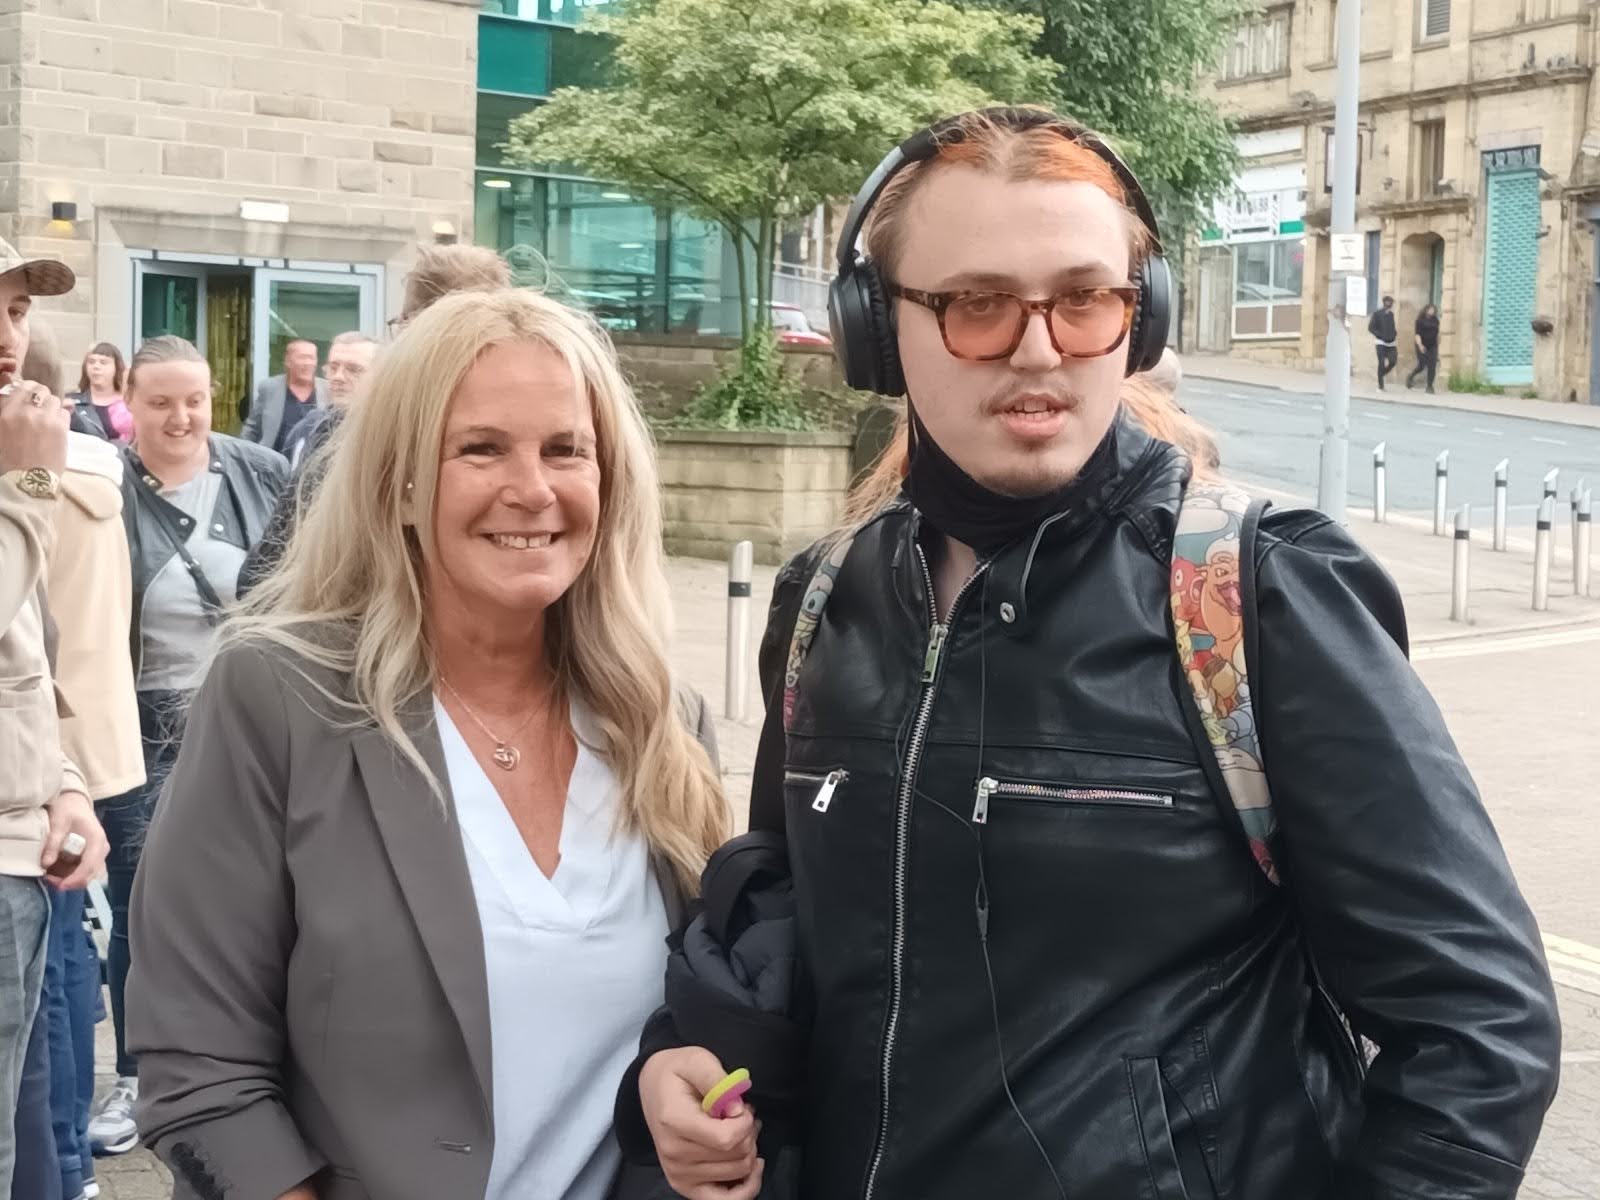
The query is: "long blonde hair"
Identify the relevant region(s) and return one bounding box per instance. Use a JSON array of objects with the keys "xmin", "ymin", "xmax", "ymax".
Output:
[{"xmin": 229, "ymin": 289, "xmax": 728, "ymax": 895}]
